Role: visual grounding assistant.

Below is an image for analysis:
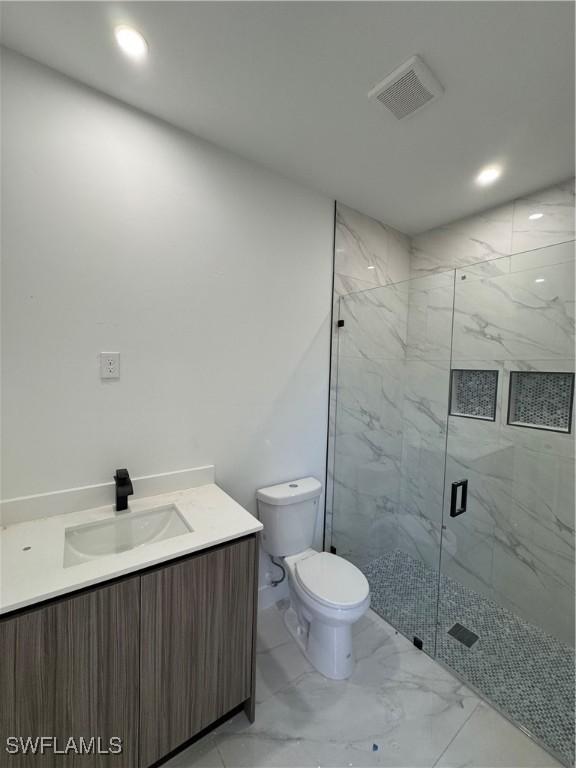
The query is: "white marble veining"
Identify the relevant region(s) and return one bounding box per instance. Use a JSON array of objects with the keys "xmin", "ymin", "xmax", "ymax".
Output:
[
  {"xmin": 327, "ymin": 206, "xmax": 411, "ymax": 544},
  {"xmin": 511, "ymin": 179, "xmax": 575, "ymax": 254},
  {"xmin": 332, "ymin": 271, "xmax": 453, "ymax": 570},
  {"xmin": 411, "ymin": 203, "xmax": 514, "ymax": 277},
  {"xmin": 452, "ymin": 258, "xmax": 574, "ymax": 362},
  {"xmin": 336, "ymin": 357, "xmax": 405, "ymax": 438},
  {"xmin": 338, "ymin": 284, "xmax": 409, "ymax": 362},
  {"xmin": 334, "ymin": 272, "xmax": 377, "ymax": 298},
  {"xmin": 436, "ymin": 702, "xmax": 561, "ymax": 768},
  {"xmin": 165, "ymin": 606, "xmax": 561, "ymax": 768},
  {"xmin": 411, "ymin": 178, "xmax": 575, "ymax": 277},
  {"xmin": 0, "ymin": 483, "xmax": 262, "ymax": 614},
  {"xmin": 405, "ymin": 273, "xmax": 455, "ymax": 361},
  {"xmin": 336, "ymin": 204, "xmax": 411, "ymax": 288}
]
